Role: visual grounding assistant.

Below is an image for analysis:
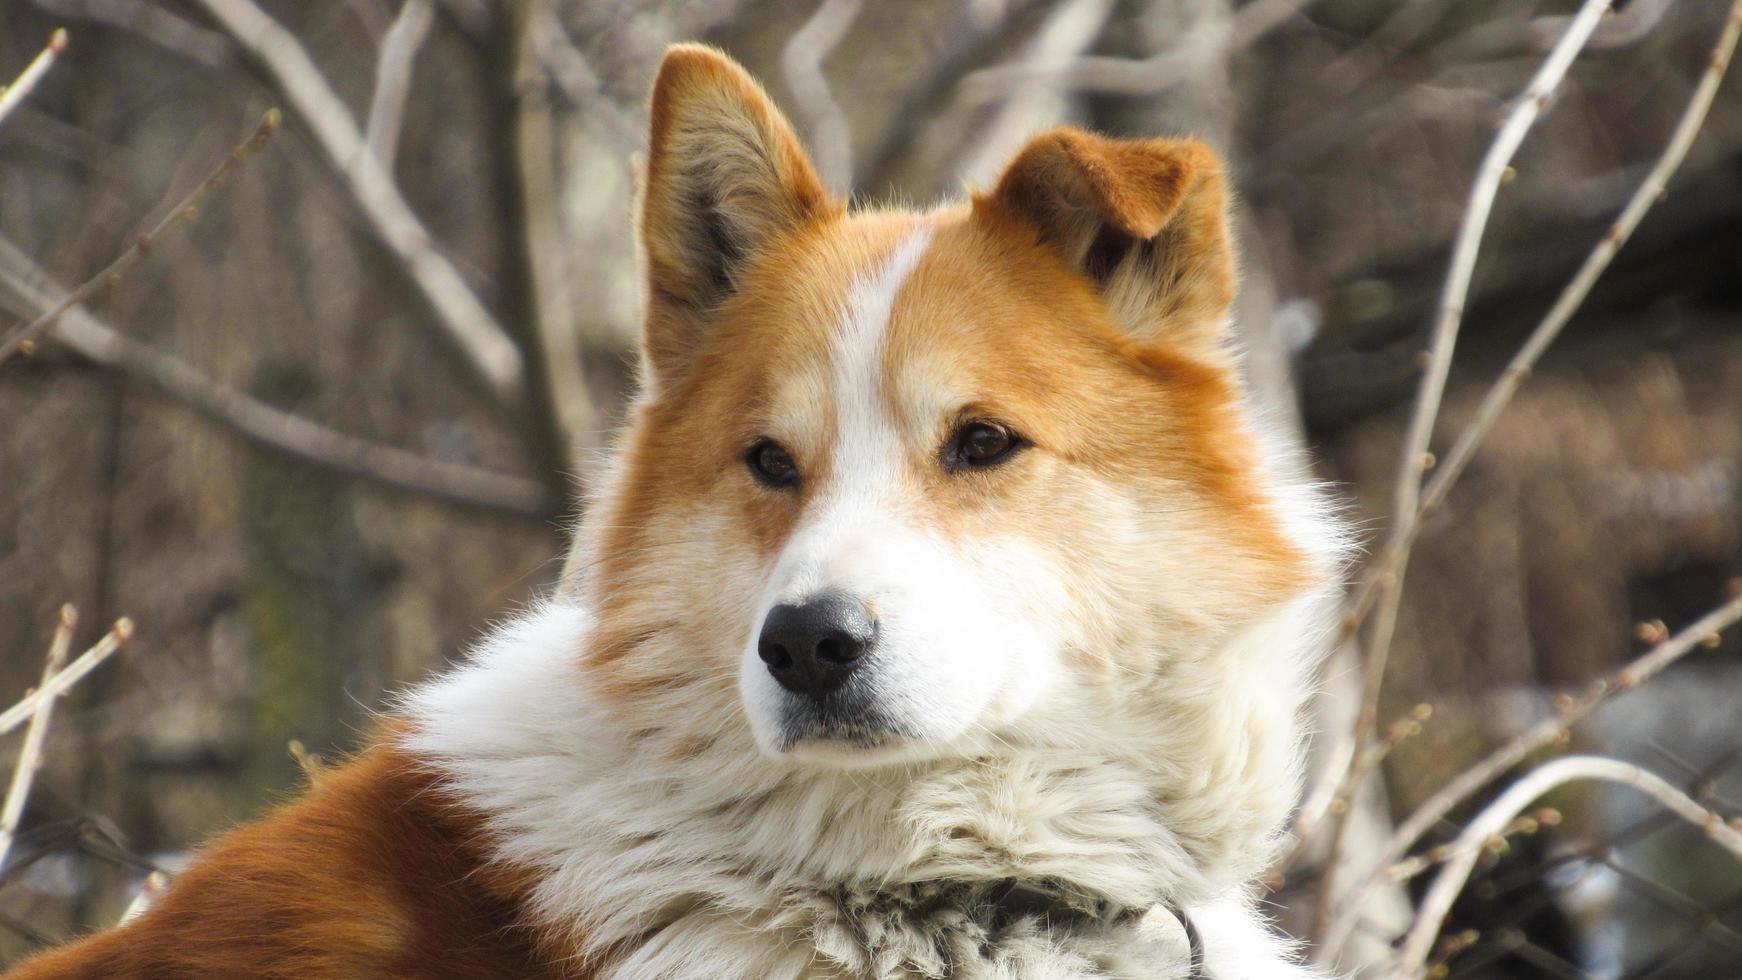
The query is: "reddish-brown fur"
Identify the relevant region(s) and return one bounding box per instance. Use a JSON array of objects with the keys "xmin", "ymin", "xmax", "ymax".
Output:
[{"xmin": 5, "ymin": 746, "xmax": 559, "ymax": 979}]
